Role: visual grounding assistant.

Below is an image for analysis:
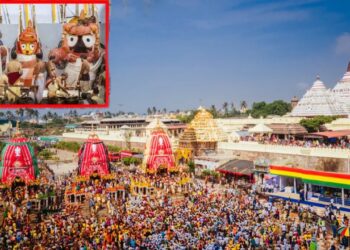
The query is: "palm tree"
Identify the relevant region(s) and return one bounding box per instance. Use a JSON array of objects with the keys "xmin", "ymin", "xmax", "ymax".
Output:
[
  {"xmin": 33, "ymin": 110, "xmax": 39, "ymax": 121},
  {"xmin": 230, "ymin": 102, "xmax": 237, "ymax": 117},
  {"xmin": 47, "ymin": 111, "xmax": 53, "ymax": 120},
  {"xmin": 6, "ymin": 111, "xmax": 14, "ymax": 120},
  {"xmin": 222, "ymin": 102, "xmax": 228, "ymax": 116},
  {"xmin": 210, "ymin": 105, "xmax": 218, "ymax": 118},
  {"xmin": 152, "ymin": 106, "xmax": 157, "ymax": 115},
  {"xmin": 42, "ymin": 114, "xmax": 48, "ymax": 122},
  {"xmin": 147, "ymin": 107, "xmax": 152, "ymax": 115},
  {"xmin": 240, "ymin": 101, "xmax": 248, "ymax": 113},
  {"xmin": 0, "ymin": 112, "xmax": 4, "ymax": 119},
  {"xmin": 25, "ymin": 108, "xmax": 34, "ymax": 120},
  {"xmin": 16, "ymin": 108, "xmax": 25, "ymax": 121}
]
